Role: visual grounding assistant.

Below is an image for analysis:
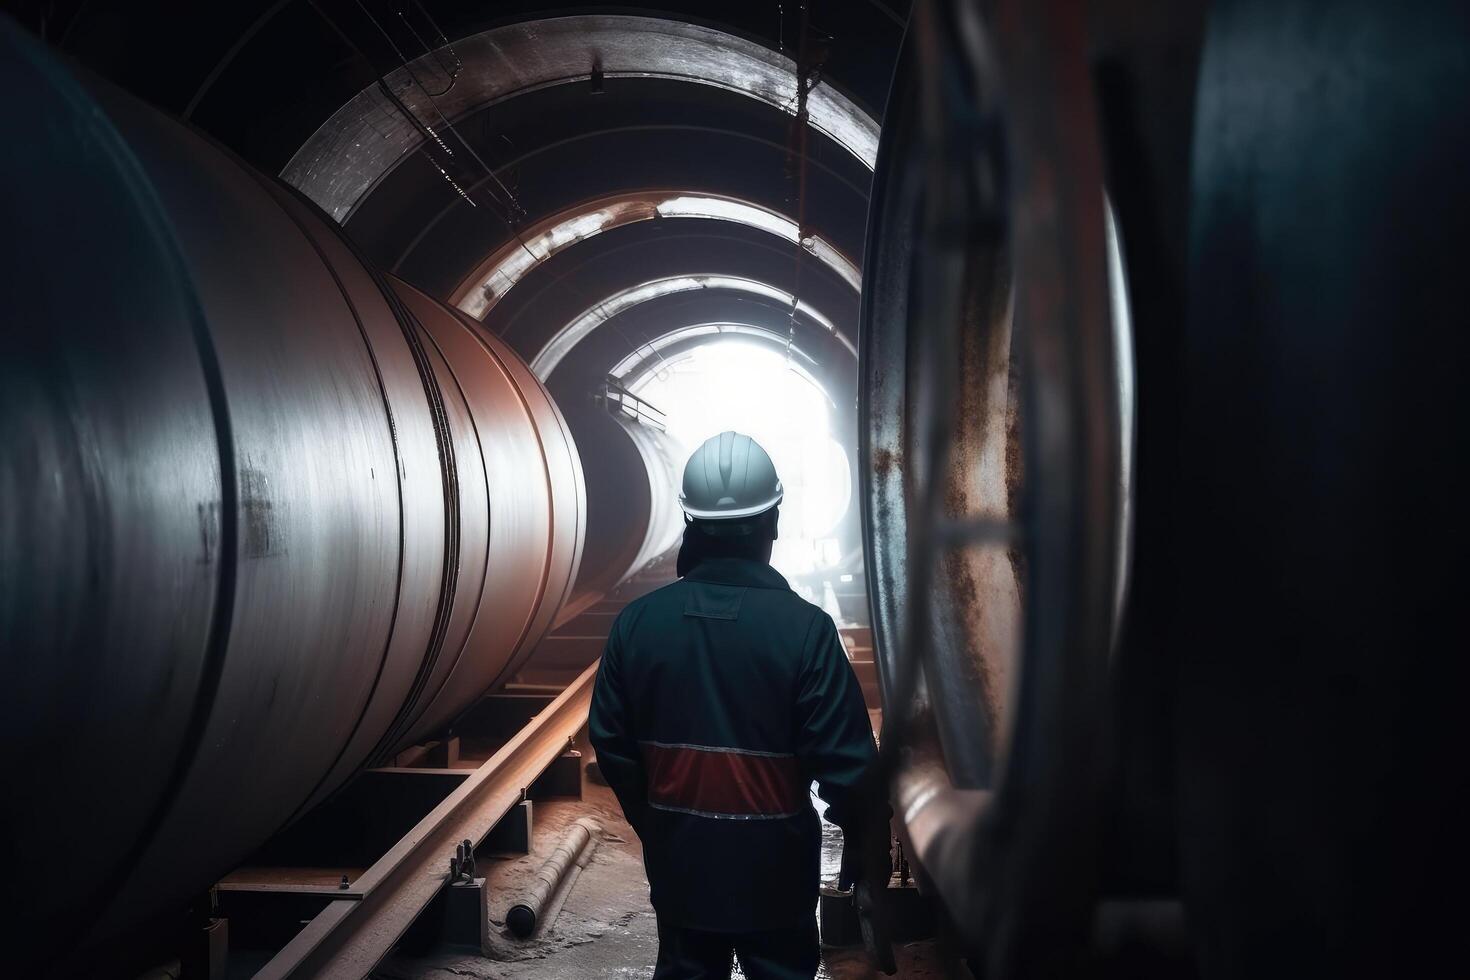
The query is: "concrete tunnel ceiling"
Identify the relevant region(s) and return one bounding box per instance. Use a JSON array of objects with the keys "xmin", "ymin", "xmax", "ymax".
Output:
[
  {"xmin": 529, "ymin": 274, "xmax": 853, "ymax": 379},
  {"xmin": 284, "ymin": 14, "xmax": 880, "ymax": 222},
  {"xmin": 277, "ymin": 13, "xmax": 877, "ymax": 375},
  {"xmin": 451, "ymin": 191, "xmax": 863, "ymax": 319}
]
